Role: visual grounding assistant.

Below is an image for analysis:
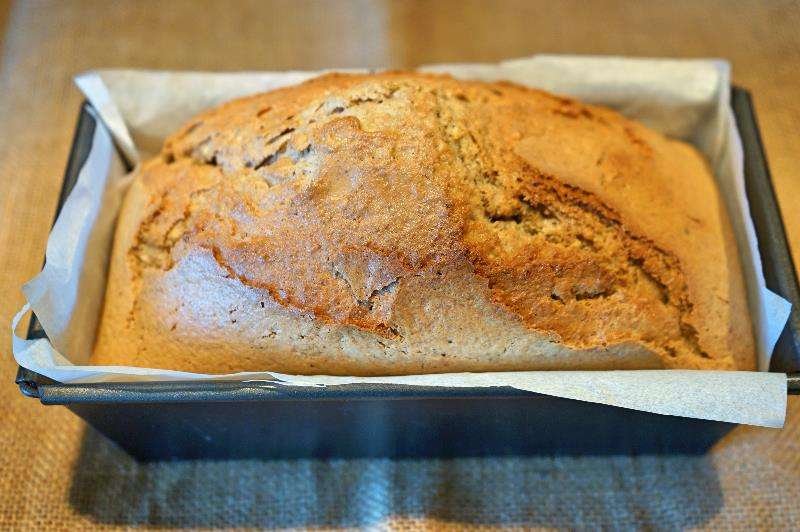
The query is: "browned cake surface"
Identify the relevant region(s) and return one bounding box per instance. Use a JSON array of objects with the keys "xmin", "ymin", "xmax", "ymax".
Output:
[{"xmin": 92, "ymin": 72, "xmax": 754, "ymax": 374}]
